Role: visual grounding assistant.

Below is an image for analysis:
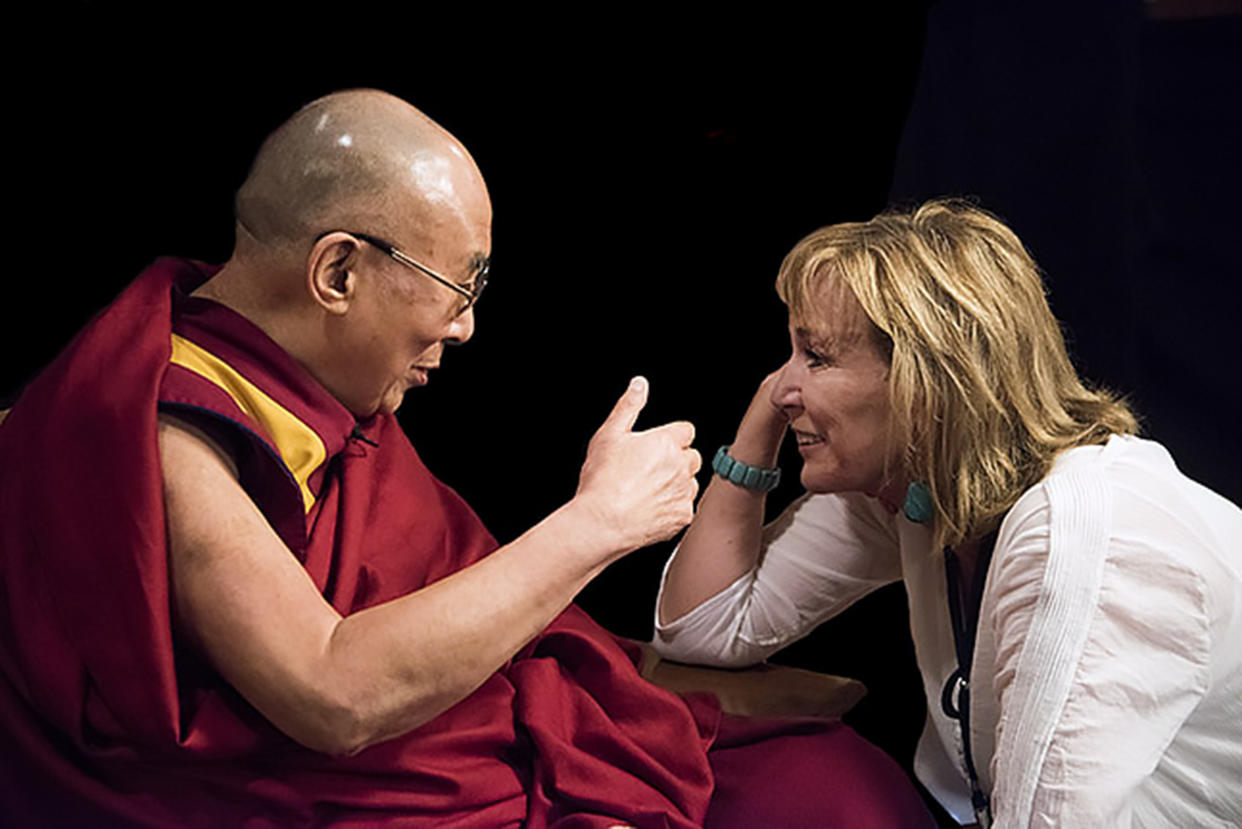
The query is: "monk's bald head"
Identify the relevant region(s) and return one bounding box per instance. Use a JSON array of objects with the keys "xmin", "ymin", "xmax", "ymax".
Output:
[{"xmin": 234, "ymin": 89, "xmax": 489, "ymax": 257}]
